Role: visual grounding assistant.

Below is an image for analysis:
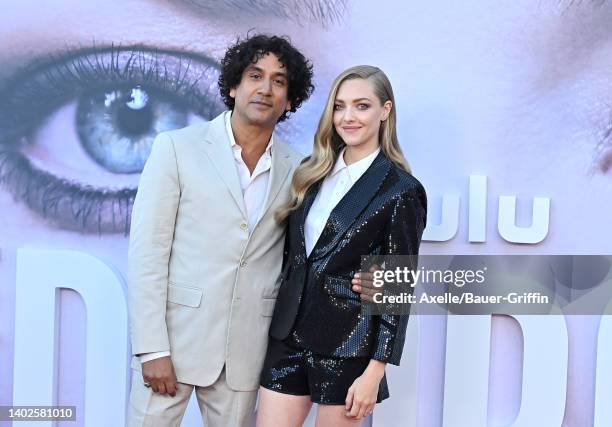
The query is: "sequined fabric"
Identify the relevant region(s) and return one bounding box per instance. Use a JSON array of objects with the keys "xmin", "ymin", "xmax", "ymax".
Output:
[
  {"xmin": 260, "ymin": 338, "xmax": 390, "ymax": 404},
  {"xmin": 269, "ymin": 152, "xmax": 427, "ymax": 366}
]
